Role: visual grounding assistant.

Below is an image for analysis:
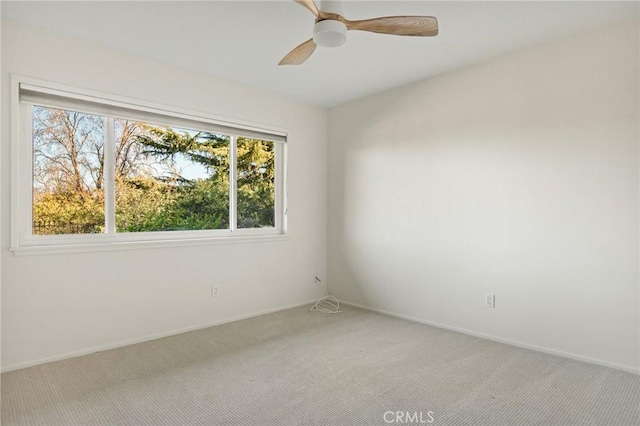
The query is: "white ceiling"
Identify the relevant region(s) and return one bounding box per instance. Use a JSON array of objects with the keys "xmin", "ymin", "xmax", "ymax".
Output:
[{"xmin": 3, "ymin": 1, "xmax": 638, "ymax": 107}]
